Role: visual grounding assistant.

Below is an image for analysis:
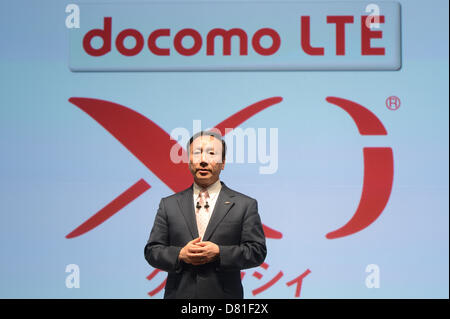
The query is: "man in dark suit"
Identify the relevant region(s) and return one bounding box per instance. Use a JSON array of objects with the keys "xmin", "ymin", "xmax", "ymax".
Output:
[{"xmin": 144, "ymin": 130, "xmax": 267, "ymax": 299}]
